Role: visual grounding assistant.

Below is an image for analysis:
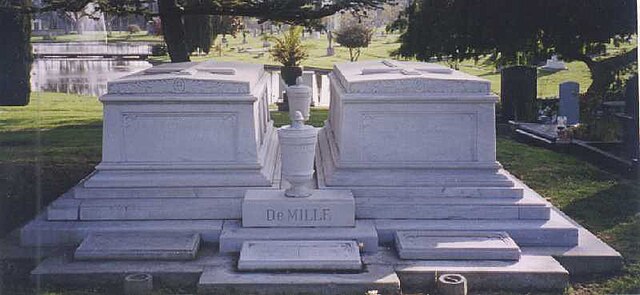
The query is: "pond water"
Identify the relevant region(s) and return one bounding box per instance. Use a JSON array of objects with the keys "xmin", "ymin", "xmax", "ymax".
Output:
[
  {"xmin": 30, "ymin": 42, "xmax": 331, "ymax": 106},
  {"xmin": 31, "ymin": 42, "xmax": 153, "ymax": 97}
]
